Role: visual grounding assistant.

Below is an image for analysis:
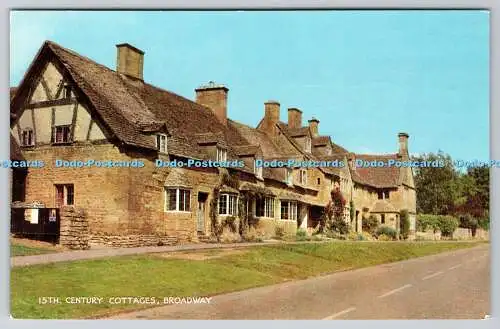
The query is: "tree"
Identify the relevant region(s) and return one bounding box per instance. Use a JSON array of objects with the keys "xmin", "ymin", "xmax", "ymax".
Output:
[
  {"xmin": 399, "ymin": 209, "xmax": 410, "ymax": 240},
  {"xmin": 322, "ymin": 188, "xmax": 349, "ymax": 235},
  {"xmin": 412, "ymin": 151, "xmax": 461, "ymax": 215}
]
